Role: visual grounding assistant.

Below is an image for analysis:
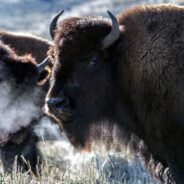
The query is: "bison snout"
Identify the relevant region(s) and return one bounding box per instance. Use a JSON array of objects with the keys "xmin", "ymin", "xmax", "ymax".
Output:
[
  {"xmin": 46, "ymin": 97, "xmax": 73, "ymax": 121},
  {"xmin": 46, "ymin": 97, "xmax": 69, "ymax": 110}
]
